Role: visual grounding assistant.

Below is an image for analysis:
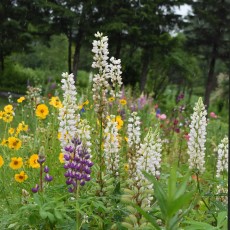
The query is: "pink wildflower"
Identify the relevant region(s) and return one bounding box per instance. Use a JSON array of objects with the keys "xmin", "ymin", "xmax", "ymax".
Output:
[
  {"xmin": 210, "ymin": 112, "xmax": 217, "ymax": 118},
  {"xmin": 184, "ymin": 134, "xmax": 190, "ymax": 141},
  {"xmin": 159, "ymin": 114, "xmax": 167, "ymax": 120}
]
